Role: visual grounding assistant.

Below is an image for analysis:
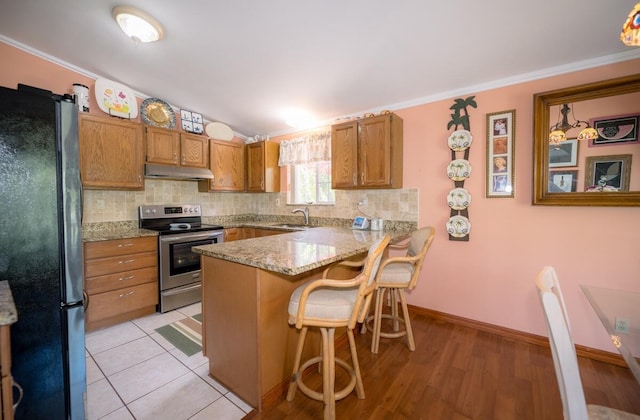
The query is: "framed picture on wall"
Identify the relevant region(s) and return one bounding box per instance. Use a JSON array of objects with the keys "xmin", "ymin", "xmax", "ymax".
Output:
[
  {"xmin": 549, "ymin": 139, "xmax": 578, "ymax": 168},
  {"xmin": 589, "ymin": 113, "xmax": 639, "ymax": 146},
  {"xmin": 486, "ymin": 109, "xmax": 515, "ymax": 198},
  {"xmin": 585, "ymin": 154, "xmax": 632, "ymax": 192},
  {"xmin": 549, "ymin": 170, "xmax": 578, "ymax": 192},
  {"xmin": 180, "ymin": 109, "xmax": 204, "ymax": 134}
]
